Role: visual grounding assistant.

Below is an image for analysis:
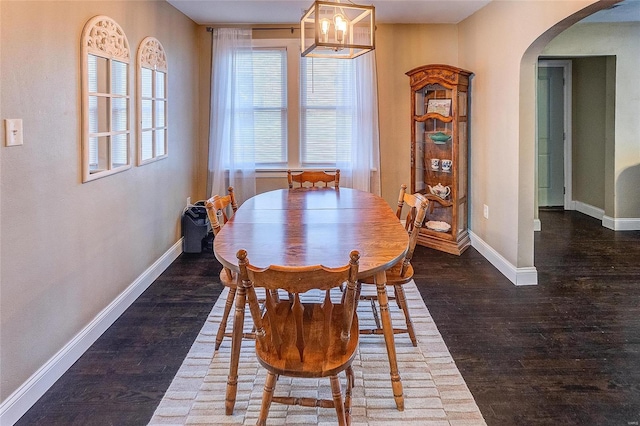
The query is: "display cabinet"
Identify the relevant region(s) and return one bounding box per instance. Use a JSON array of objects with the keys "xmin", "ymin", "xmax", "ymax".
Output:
[{"xmin": 406, "ymin": 64, "xmax": 473, "ymax": 255}]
